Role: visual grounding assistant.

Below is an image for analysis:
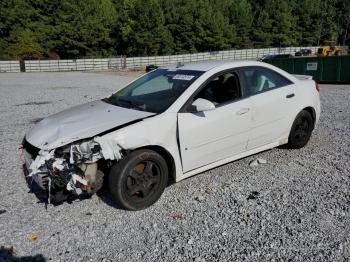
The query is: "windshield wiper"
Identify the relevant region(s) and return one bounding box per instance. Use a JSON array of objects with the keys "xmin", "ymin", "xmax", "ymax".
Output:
[
  {"xmin": 103, "ymin": 97, "xmax": 146, "ymax": 111},
  {"xmin": 118, "ymin": 98, "xmax": 146, "ymax": 111}
]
